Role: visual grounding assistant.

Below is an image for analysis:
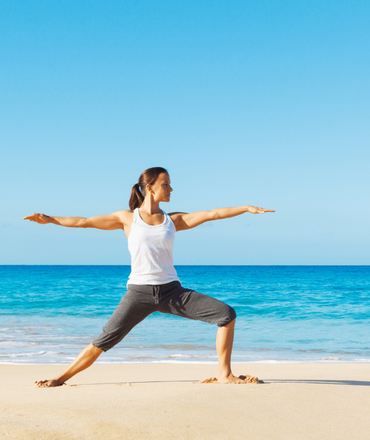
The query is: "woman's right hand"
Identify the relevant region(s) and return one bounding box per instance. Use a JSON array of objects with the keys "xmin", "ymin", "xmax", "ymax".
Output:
[{"xmin": 23, "ymin": 213, "xmax": 52, "ymax": 224}]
